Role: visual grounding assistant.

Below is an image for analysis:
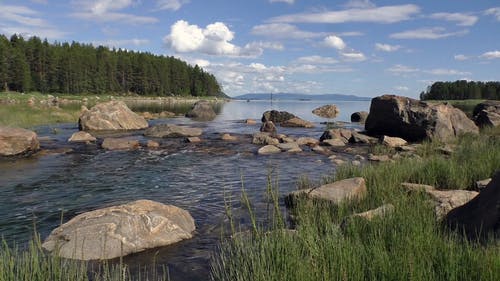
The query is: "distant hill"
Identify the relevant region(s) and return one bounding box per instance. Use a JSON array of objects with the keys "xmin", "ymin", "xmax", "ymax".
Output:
[{"xmin": 232, "ymin": 93, "xmax": 371, "ymax": 101}]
